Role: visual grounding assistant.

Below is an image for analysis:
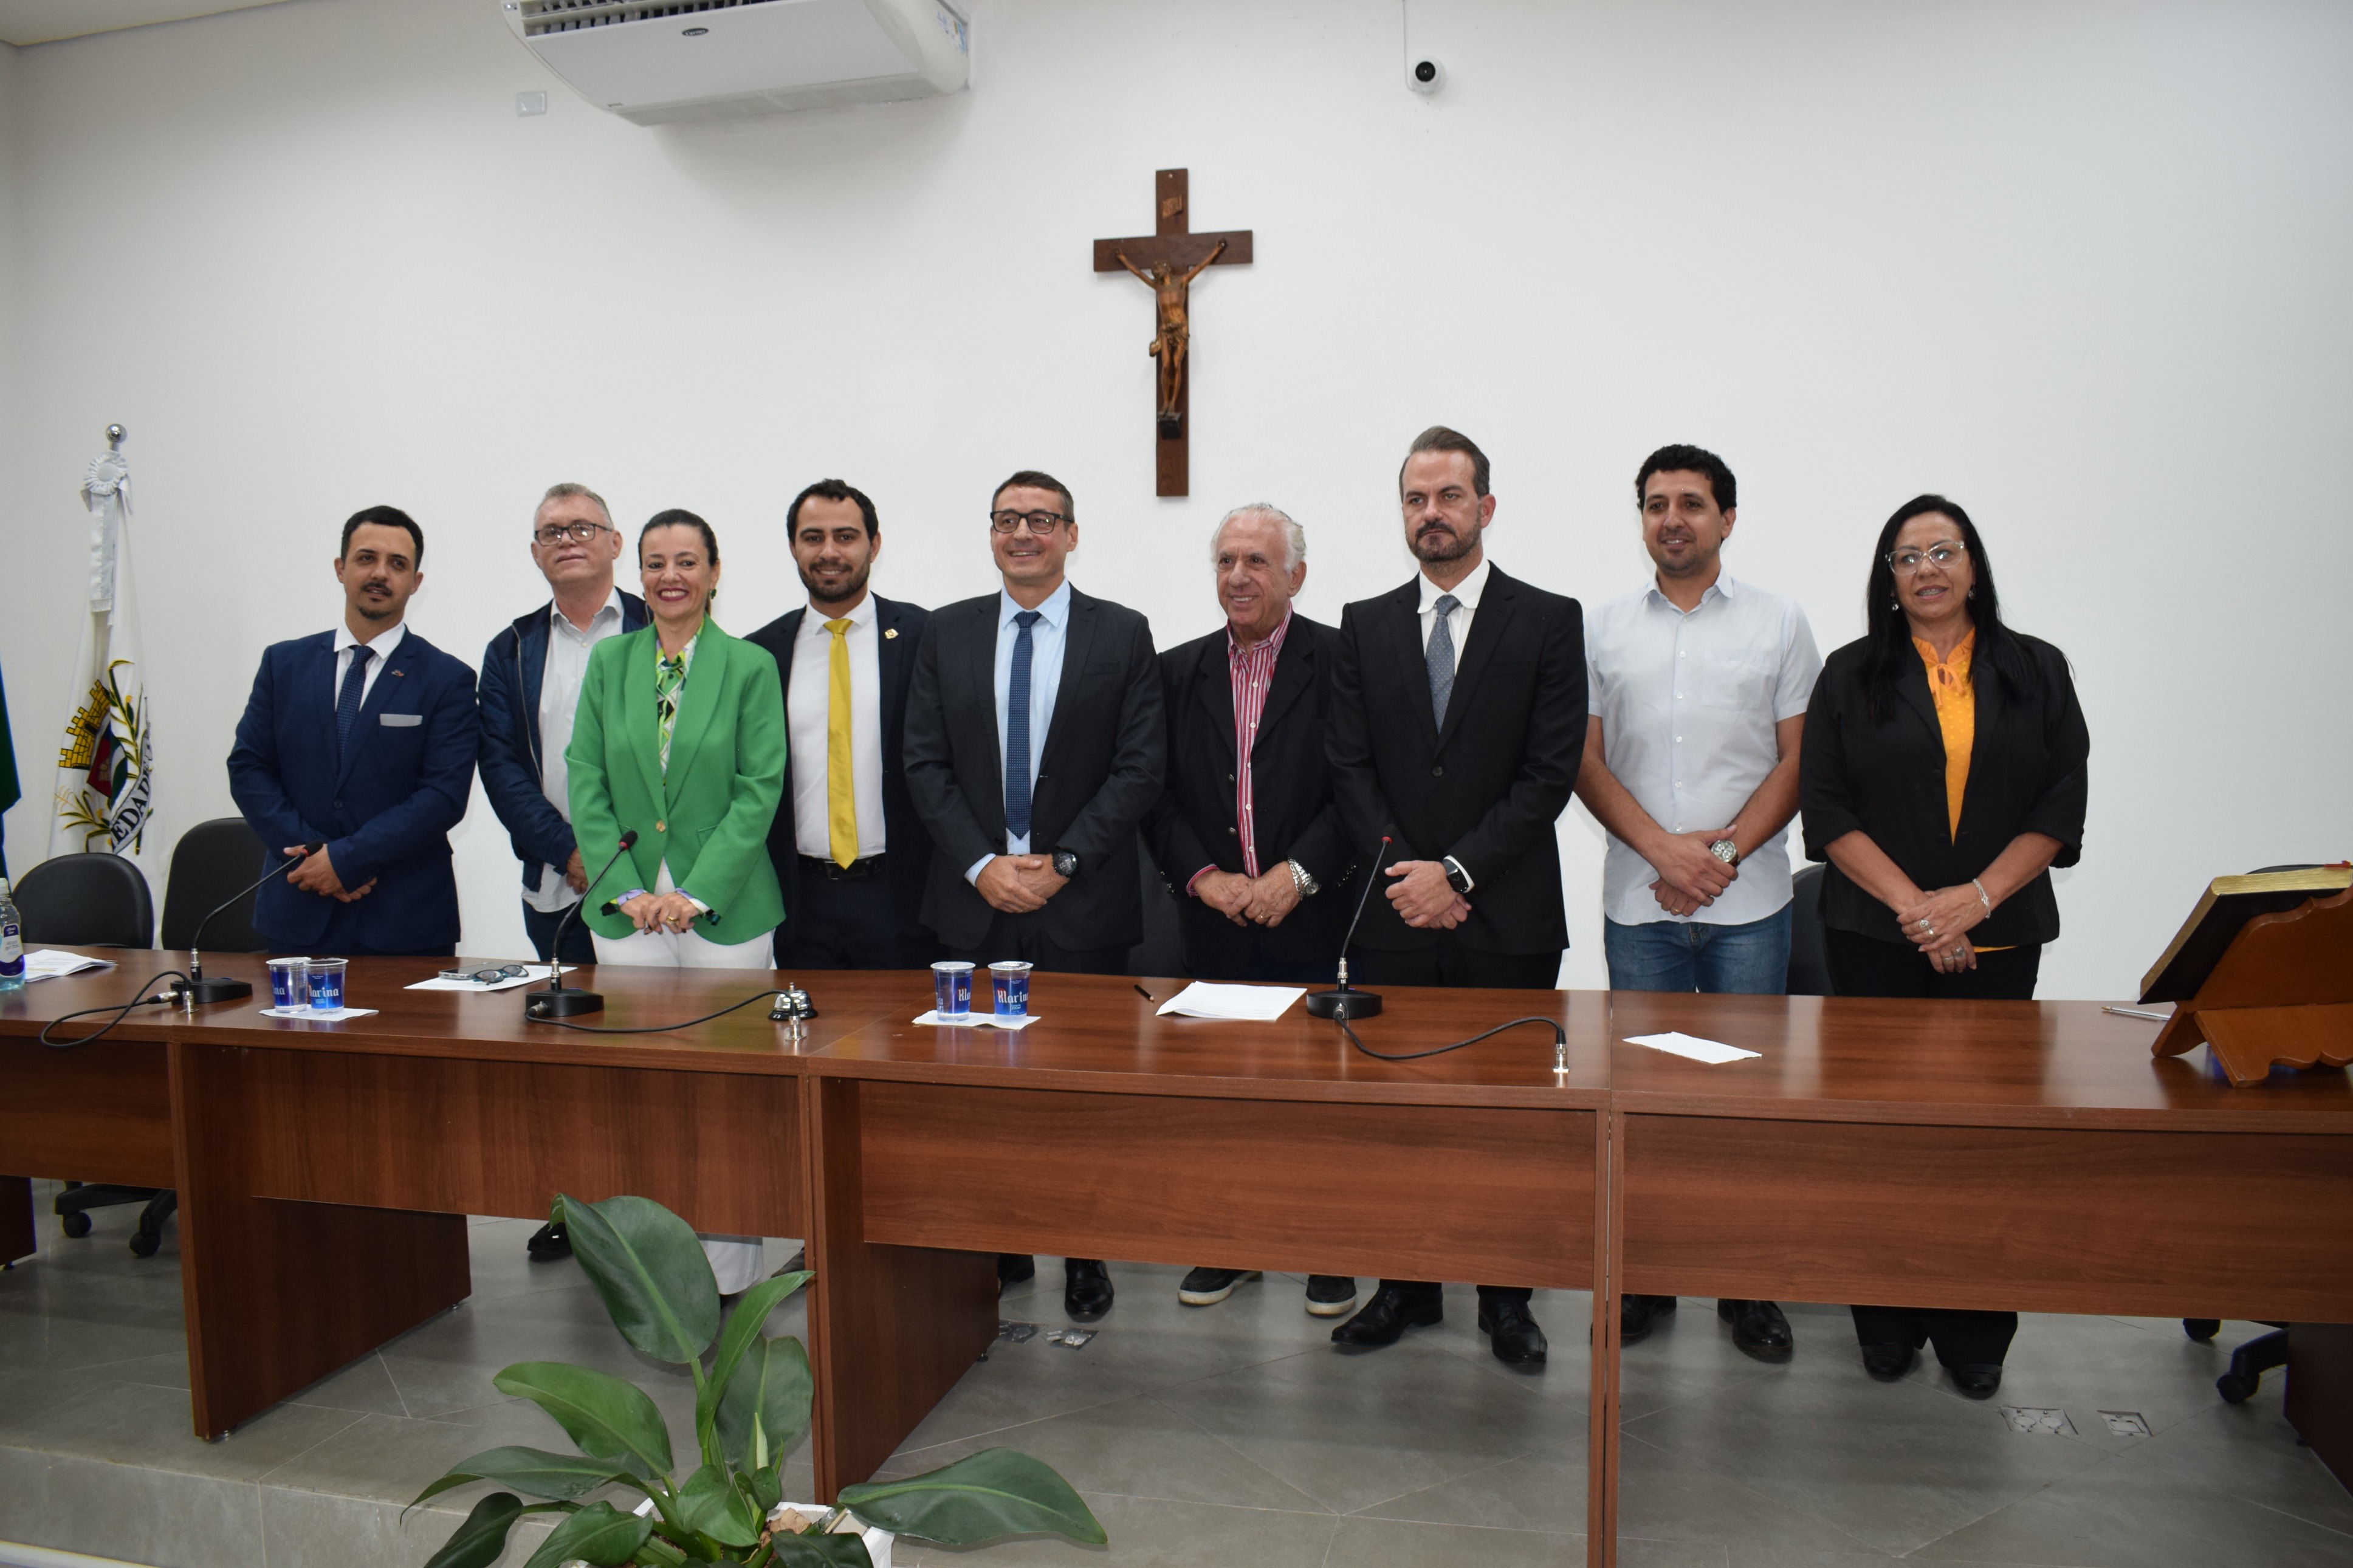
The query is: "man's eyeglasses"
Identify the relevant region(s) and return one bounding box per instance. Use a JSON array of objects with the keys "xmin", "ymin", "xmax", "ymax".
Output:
[
  {"xmin": 988, "ymin": 510, "xmax": 1070, "ymax": 535},
  {"xmin": 534, "ymin": 521, "xmax": 613, "ymax": 546},
  {"xmin": 439, "ymin": 963, "xmax": 531, "ymax": 985},
  {"xmin": 1886, "ymin": 539, "xmax": 1968, "ymax": 577}
]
